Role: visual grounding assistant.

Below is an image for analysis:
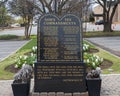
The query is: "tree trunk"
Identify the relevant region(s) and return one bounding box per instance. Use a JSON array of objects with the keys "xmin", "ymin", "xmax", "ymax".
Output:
[
  {"xmin": 24, "ymin": 17, "xmax": 33, "ymax": 39},
  {"xmin": 24, "ymin": 24, "xmax": 30, "ymax": 39},
  {"xmin": 104, "ymin": 21, "xmax": 112, "ymax": 32}
]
